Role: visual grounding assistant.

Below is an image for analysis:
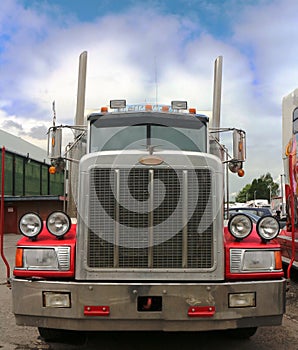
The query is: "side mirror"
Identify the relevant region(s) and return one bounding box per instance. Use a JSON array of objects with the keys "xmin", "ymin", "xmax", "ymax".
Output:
[
  {"xmin": 233, "ymin": 129, "xmax": 246, "ymax": 161},
  {"xmin": 47, "ymin": 127, "xmax": 62, "ymax": 159}
]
